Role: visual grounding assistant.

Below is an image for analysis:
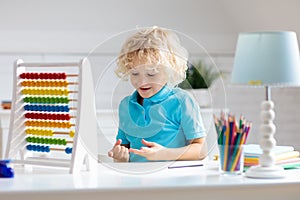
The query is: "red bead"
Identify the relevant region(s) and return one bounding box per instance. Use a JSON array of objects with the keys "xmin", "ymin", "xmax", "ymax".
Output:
[
  {"xmin": 51, "ymin": 114, "xmax": 56, "ymax": 120},
  {"xmin": 65, "ymin": 114, "xmax": 70, "ymax": 120},
  {"xmin": 25, "ymin": 113, "xmax": 29, "ymax": 118},
  {"xmin": 34, "ymin": 73, "xmax": 39, "ymax": 79},
  {"xmin": 45, "ymin": 73, "xmax": 50, "ymax": 79},
  {"xmin": 28, "ymin": 73, "xmax": 32, "ymax": 79},
  {"xmin": 40, "ymin": 73, "xmax": 45, "ymax": 79},
  {"xmin": 20, "ymin": 73, "xmax": 26, "ymax": 79}
]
